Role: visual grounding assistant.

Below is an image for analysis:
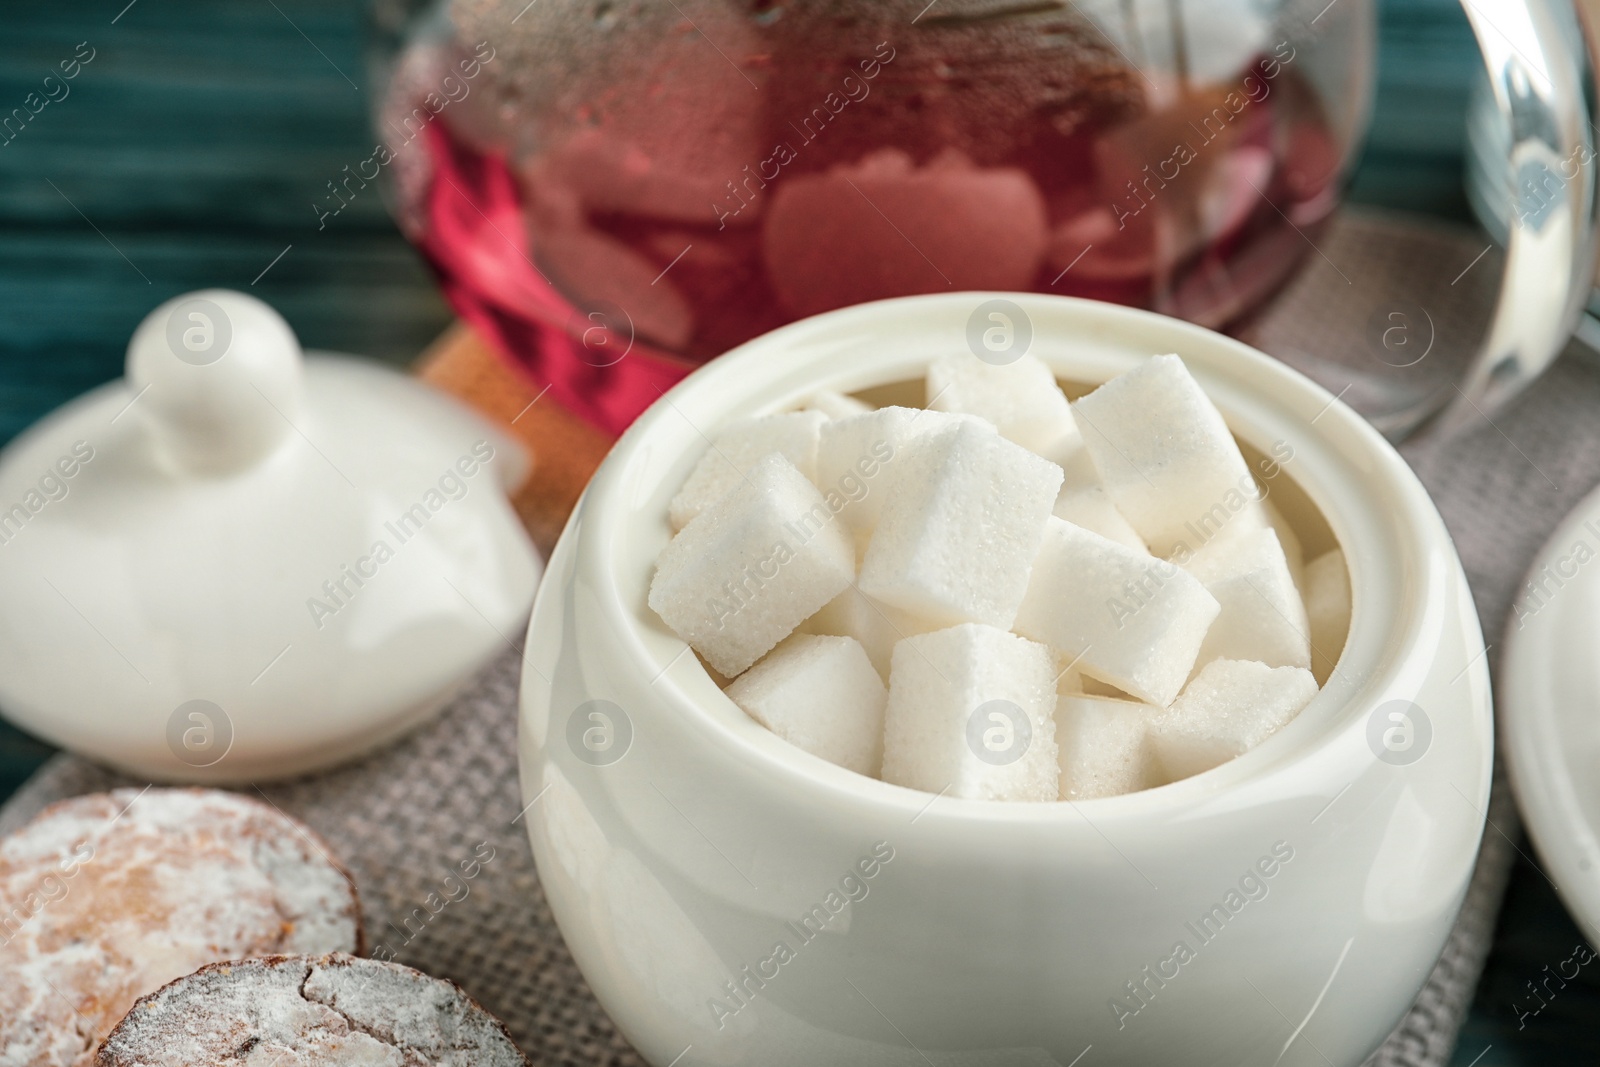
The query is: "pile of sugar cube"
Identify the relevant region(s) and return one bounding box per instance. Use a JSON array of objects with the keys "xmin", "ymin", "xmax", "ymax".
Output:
[{"xmin": 648, "ymin": 353, "xmax": 1352, "ymax": 802}]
